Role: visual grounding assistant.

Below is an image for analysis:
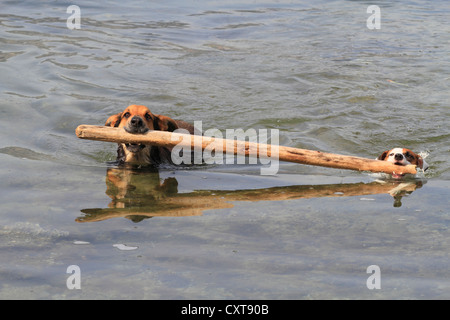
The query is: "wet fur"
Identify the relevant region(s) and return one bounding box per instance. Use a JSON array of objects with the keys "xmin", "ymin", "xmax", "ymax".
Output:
[{"xmin": 105, "ymin": 105, "xmax": 194, "ymax": 166}]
